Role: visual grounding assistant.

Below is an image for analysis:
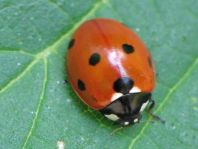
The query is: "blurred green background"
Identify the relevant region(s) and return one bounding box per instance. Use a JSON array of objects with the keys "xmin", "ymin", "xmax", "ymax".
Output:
[{"xmin": 0, "ymin": 0, "xmax": 198, "ymax": 149}]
